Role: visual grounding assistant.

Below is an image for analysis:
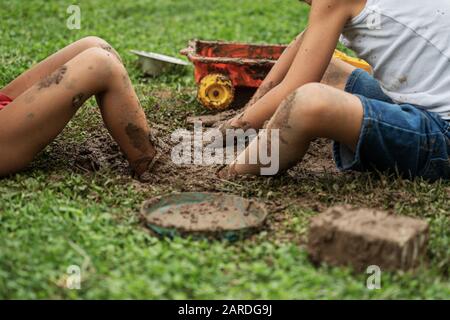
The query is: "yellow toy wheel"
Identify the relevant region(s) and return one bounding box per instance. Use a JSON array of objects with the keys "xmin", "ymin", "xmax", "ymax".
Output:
[
  {"xmin": 198, "ymin": 74, "xmax": 235, "ymax": 111},
  {"xmin": 333, "ymin": 50, "xmax": 373, "ymax": 74}
]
